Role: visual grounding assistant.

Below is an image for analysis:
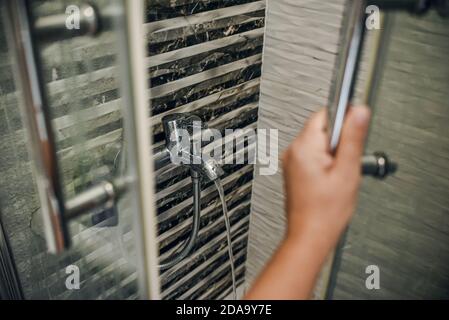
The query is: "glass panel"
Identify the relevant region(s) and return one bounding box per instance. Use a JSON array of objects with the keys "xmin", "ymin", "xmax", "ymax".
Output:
[
  {"xmin": 0, "ymin": 0, "xmax": 140, "ymax": 299},
  {"xmin": 331, "ymin": 10, "xmax": 449, "ymax": 299}
]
